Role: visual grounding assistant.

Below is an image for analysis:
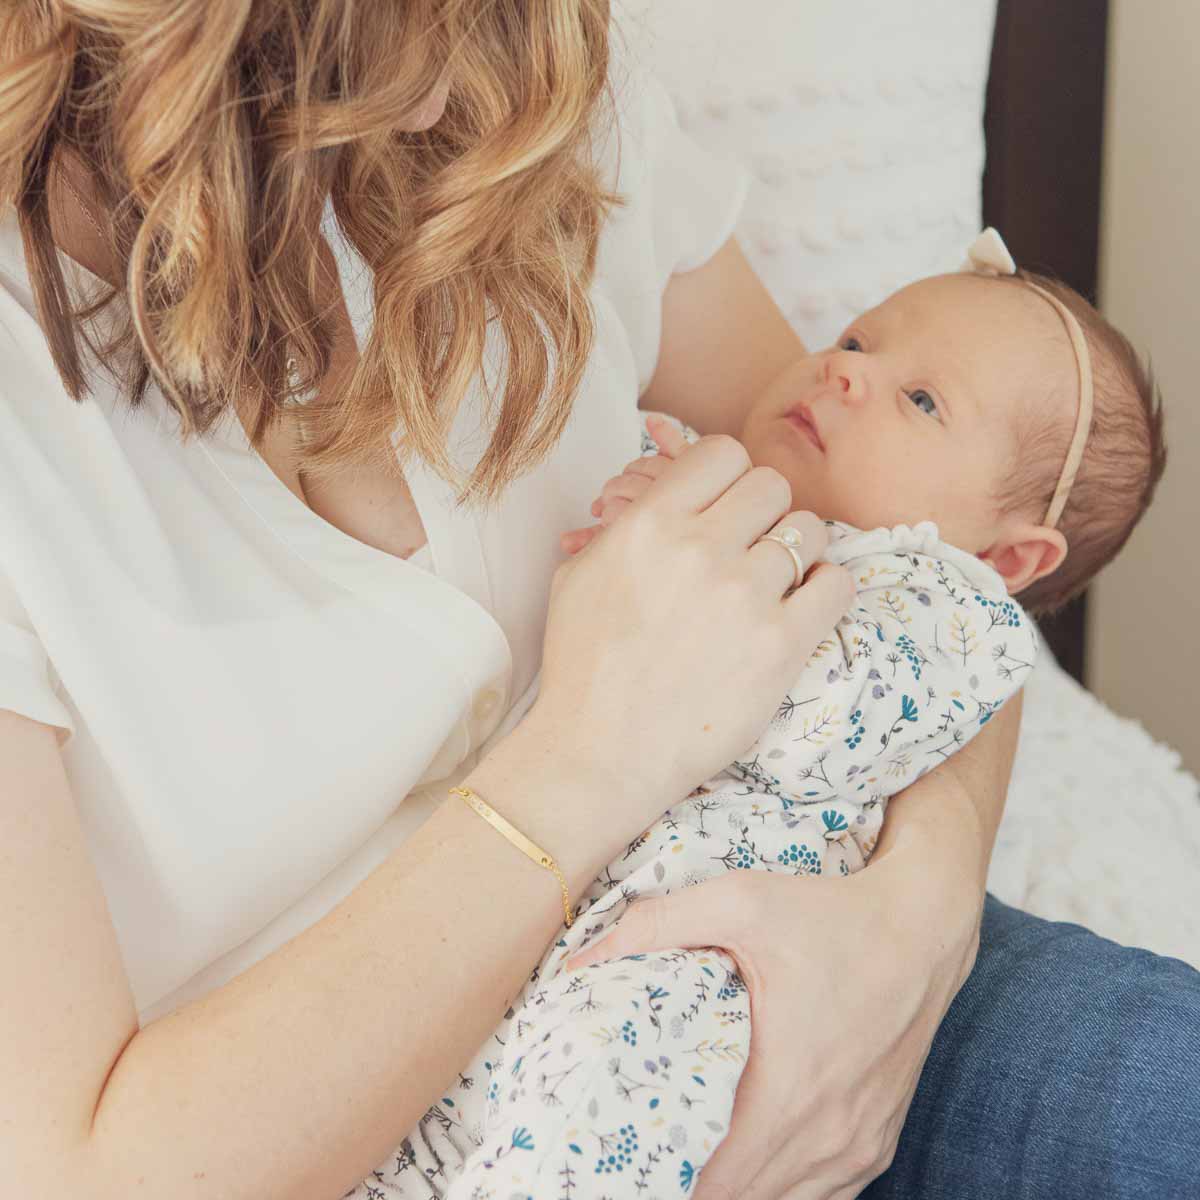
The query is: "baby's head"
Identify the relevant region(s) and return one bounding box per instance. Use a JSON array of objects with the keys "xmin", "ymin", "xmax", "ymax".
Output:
[{"xmin": 739, "ymin": 267, "xmax": 1166, "ymax": 614}]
